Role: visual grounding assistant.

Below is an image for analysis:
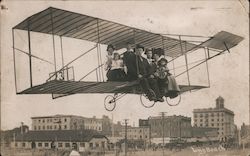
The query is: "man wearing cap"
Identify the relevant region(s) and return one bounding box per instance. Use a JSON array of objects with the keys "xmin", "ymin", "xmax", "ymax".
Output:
[
  {"xmin": 122, "ymin": 42, "xmax": 137, "ymax": 81},
  {"xmin": 135, "ymin": 45, "xmax": 164, "ymax": 102}
]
